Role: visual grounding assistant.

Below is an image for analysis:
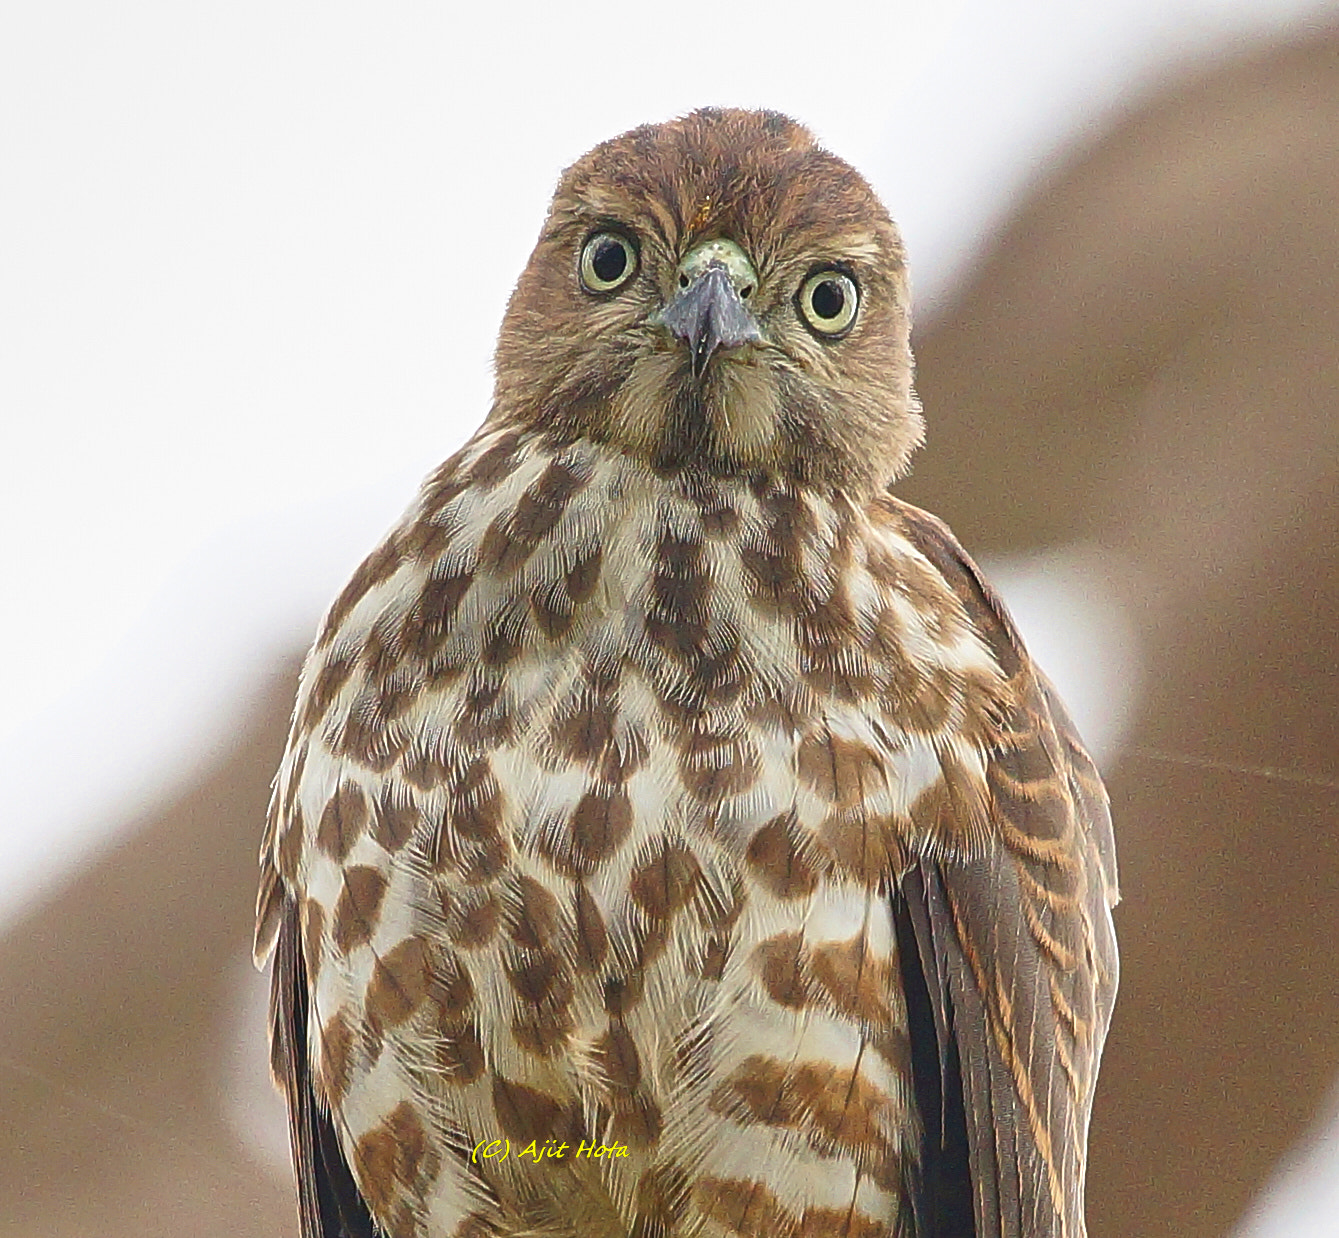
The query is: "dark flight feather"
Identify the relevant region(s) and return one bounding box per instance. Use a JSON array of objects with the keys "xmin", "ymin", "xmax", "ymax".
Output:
[{"xmin": 271, "ymin": 901, "xmax": 379, "ymax": 1238}]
